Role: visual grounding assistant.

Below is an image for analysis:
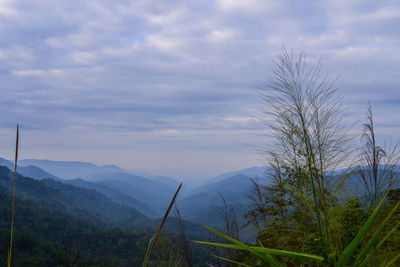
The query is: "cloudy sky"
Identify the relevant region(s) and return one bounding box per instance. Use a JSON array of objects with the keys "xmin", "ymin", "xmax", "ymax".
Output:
[{"xmin": 0, "ymin": 0, "xmax": 399, "ymax": 179}]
